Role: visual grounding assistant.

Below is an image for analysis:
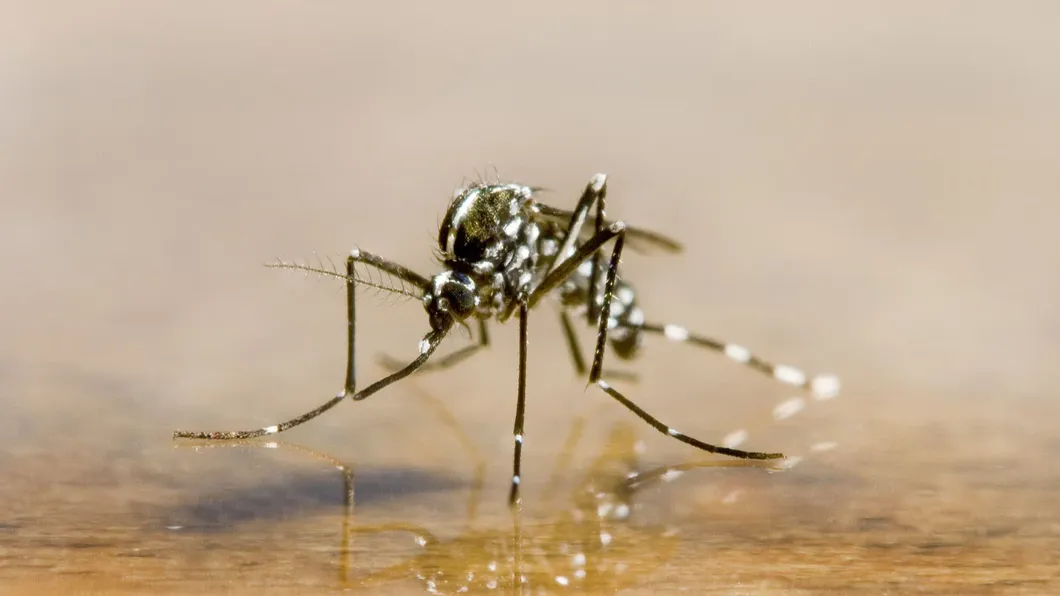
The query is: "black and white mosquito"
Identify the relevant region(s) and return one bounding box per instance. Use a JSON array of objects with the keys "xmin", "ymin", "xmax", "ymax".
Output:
[{"xmin": 174, "ymin": 173, "xmax": 840, "ymax": 506}]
